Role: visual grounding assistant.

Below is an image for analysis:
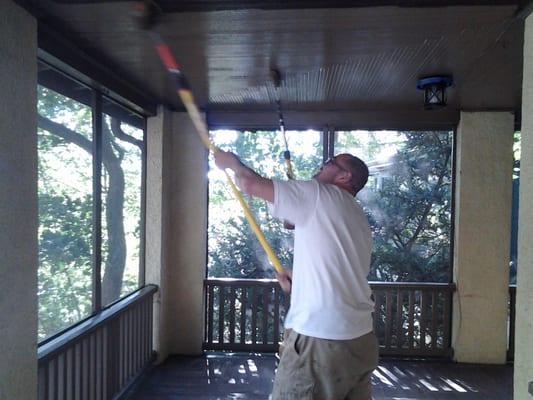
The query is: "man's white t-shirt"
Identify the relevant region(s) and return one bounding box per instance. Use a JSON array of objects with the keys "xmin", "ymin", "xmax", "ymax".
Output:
[{"xmin": 269, "ymin": 179, "xmax": 374, "ymax": 340}]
